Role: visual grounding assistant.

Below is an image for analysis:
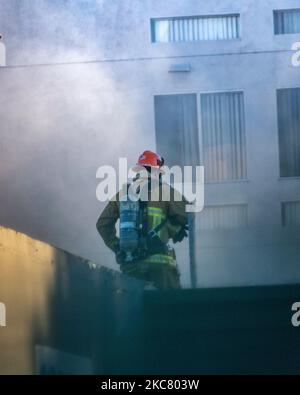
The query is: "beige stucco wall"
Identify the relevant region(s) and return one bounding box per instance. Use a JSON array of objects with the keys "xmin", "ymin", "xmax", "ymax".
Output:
[{"xmin": 0, "ymin": 226, "xmax": 61, "ymax": 374}]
